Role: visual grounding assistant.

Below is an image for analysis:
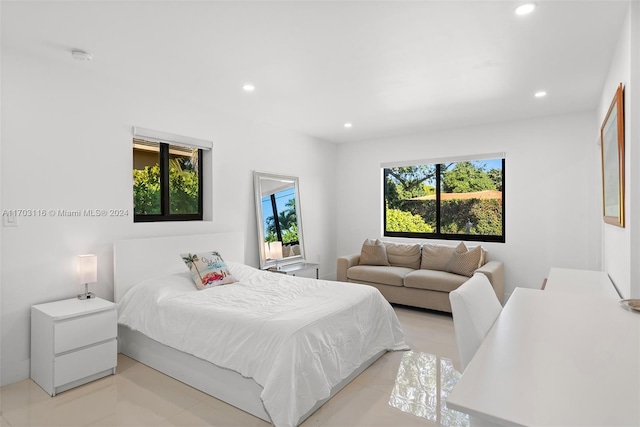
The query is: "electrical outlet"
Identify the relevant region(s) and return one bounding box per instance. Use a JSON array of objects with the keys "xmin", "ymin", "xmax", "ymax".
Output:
[{"xmin": 3, "ymin": 214, "xmax": 18, "ymax": 227}]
